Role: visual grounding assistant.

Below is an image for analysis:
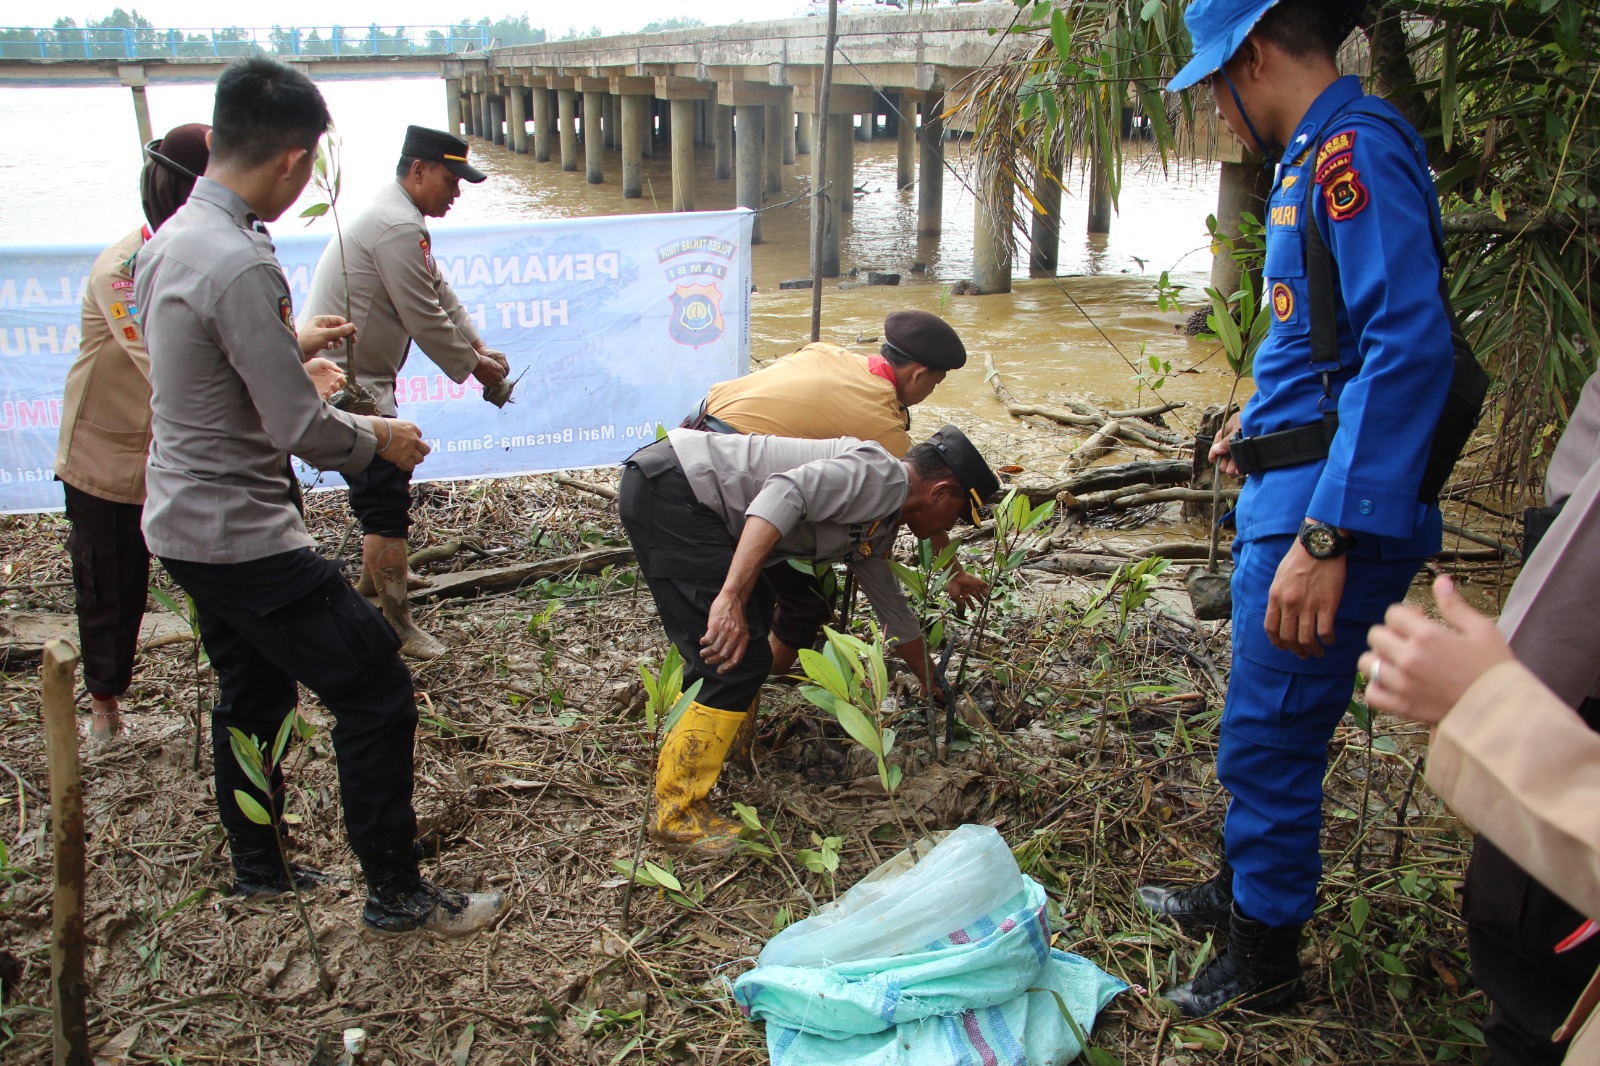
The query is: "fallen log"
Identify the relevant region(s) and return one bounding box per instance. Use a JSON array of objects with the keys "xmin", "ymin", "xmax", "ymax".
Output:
[
  {"xmin": 555, "ymin": 473, "xmax": 620, "ymax": 502},
  {"xmin": 1105, "ymin": 401, "xmax": 1186, "ymax": 420},
  {"xmin": 1020, "ymin": 553, "xmax": 1128, "ymax": 577},
  {"xmin": 408, "ymin": 537, "xmax": 484, "ymax": 570},
  {"xmin": 986, "ymin": 356, "xmax": 1178, "ymax": 452},
  {"xmin": 1113, "ymin": 487, "xmax": 1241, "ymax": 508},
  {"xmin": 0, "ymin": 611, "xmax": 193, "ymax": 663},
  {"xmin": 412, "ymin": 547, "xmax": 635, "ymax": 602},
  {"xmin": 1061, "ymin": 421, "xmax": 1123, "ymax": 475},
  {"xmin": 1015, "ymin": 459, "xmax": 1191, "ymax": 505}
]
